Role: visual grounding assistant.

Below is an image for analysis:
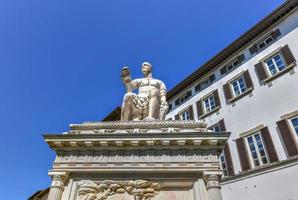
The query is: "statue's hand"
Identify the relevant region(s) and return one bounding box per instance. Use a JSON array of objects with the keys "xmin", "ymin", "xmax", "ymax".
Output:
[
  {"xmin": 121, "ymin": 66, "xmax": 130, "ymax": 78},
  {"xmin": 160, "ymin": 96, "xmax": 167, "ymax": 106},
  {"xmin": 160, "ymin": 100, "xmax": 168, "ymax": 108}
]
